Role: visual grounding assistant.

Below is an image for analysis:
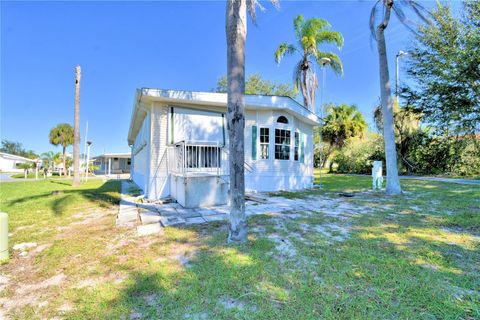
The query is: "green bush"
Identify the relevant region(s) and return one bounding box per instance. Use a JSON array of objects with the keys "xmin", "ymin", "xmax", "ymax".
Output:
[{"xmin": 332, "ymin": 134, "xmax": 384, "ymax": 174}]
